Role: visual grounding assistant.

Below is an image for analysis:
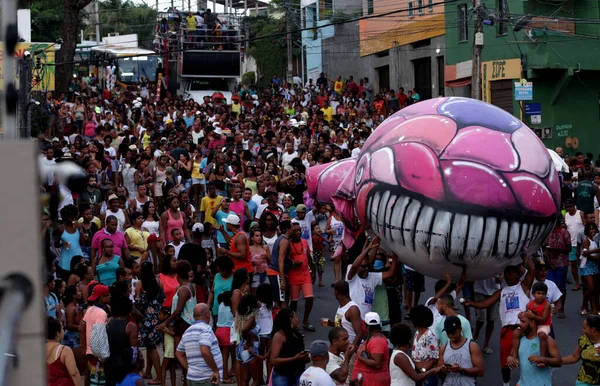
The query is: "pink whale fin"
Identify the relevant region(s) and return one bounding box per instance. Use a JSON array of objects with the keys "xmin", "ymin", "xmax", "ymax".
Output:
[{"xmin": 306, "ymin": 159, "xmax": 357, "ymax": 204}]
